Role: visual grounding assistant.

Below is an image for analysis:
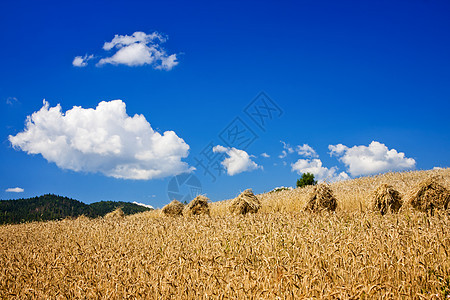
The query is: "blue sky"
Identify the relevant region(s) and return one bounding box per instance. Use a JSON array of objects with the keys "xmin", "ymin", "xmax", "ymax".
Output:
[{"xmin": 1, "ymin": 0, "xmax": 449, "ymax": 208}]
